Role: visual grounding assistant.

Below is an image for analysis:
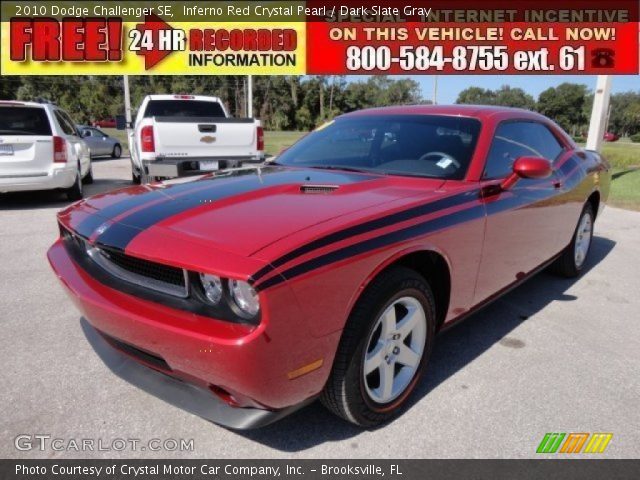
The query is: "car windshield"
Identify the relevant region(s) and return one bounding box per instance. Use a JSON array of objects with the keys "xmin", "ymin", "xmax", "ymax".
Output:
[
  {"xmin": 143, "ymin": 100, "xmax": 225, "ymax": 118},
  {"xmin": 276, "ymin": 115, "xmax": 482, "ymax": 180},
  {"xmin": 0, "ymin": 107, "xmax": 52, "ymax": 136}
]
